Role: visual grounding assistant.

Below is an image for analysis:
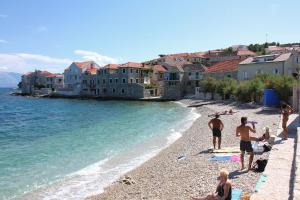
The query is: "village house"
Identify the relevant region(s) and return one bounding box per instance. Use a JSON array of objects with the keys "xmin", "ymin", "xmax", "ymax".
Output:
[
  {"xmin": 96, "ymin": 62, "xmax": 146, "ymax": 99},
  {"xmin": 204, "ymin": 58, "xmax": 244, "ymax": 80},
  {"xmin": 238, "ymin": 52, "xmax": 300, "ymax": 81},
  {"xmin": 21, "ymin": 70, "xmax": 62, "ymax": 94},
  {"xmin": 81, "ymin": 67, "xmax": 98, "ymax": 97},
  {"xmin": 161, "ymin": 61, "xmax": 206, "ymax": 99},
  {"xmin": 63, "ymin": 61, "xmax": 99, "ymax": 95}
]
